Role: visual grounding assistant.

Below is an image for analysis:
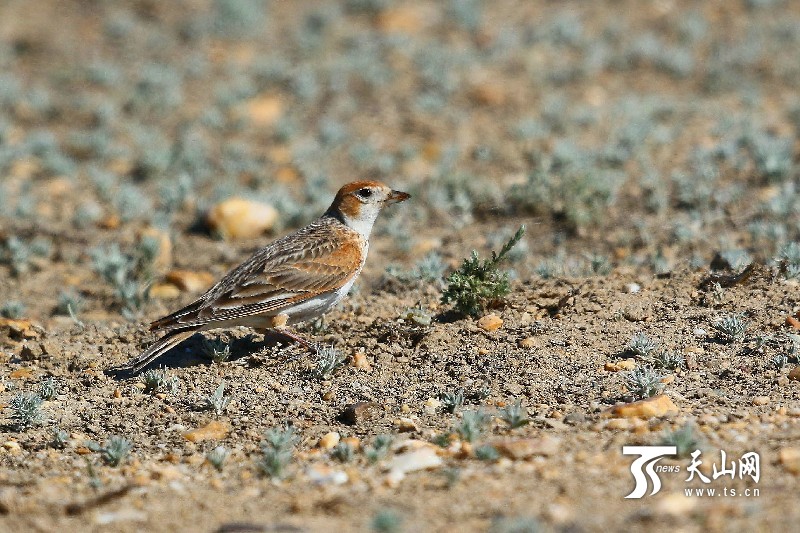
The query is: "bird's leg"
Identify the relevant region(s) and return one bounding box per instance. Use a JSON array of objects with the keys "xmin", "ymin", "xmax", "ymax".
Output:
[{"xmin": 265, "ymin": 314, "xmax": 318, "ymax": 353}]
